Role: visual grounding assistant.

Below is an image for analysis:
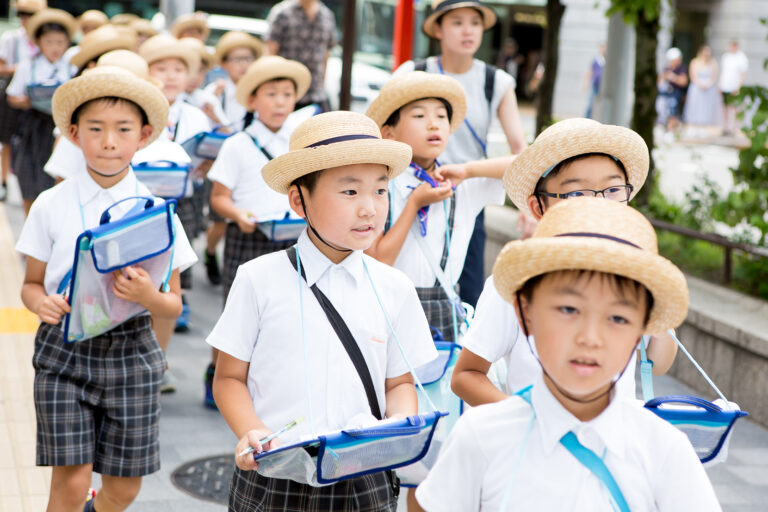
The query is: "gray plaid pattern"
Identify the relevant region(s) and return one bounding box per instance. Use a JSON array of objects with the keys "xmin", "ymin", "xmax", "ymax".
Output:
[
  {"xmin": 266, "ymin": 0, "xmax": 337, "ymax": 103},
  {"xmin": 229, "ymin": 467, "xmax": 398, "ymax": 512},
  {"xmin": 223, "ymin": 223, "xmax": 294, "ymax": 303},
  {"xmin": 0, "ymin": 77, "xmax": 21, "ymax": 143},
  {"xmin": 32, "ymin": 315, "xmax": 165, "ymax": 477},
  {"xmin": 204, "ymin": 179, "xmax": 226, "ymax": 223},
  {"xmin": 12, "ymin": 108, "xmax": 55, "ymax": 200}
]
